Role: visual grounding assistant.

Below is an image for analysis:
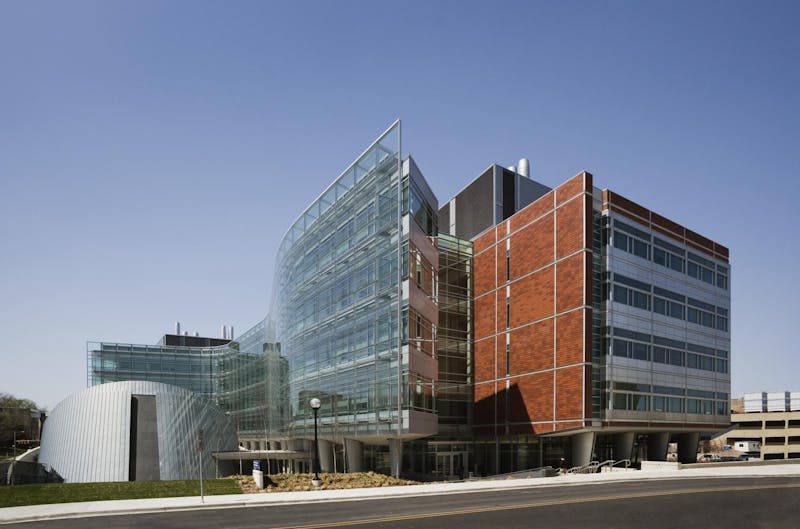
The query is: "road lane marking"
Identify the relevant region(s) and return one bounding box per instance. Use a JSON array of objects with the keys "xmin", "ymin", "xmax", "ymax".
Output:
[{"xmin": 267, "ymin": 482, "xmax": 800, "ymax": 529}]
